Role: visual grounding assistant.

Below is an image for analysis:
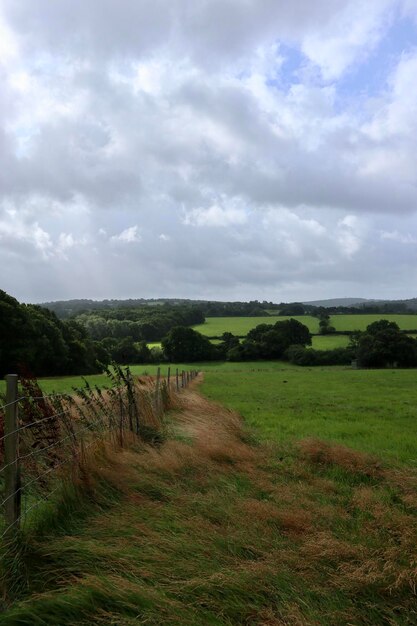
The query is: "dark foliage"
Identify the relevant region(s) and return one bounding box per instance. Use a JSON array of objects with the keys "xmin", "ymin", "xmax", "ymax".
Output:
[
  {"xmin": 0, "ymin": 290, "xmax": 108, "ymax": 377},
  {"xmin": 161, "ymin": 327, "xmax": 218, "ymax": 362},
  {"xmin": 287, "ymin": 345, "xmax": 354, "ymax": 366},
  {"xmin": 74, "ymin": 305, "xmax": 205, "ymax": 343},
  {"xmin": 357, "ymin": 320, "xmax": 417, "ymax": 367},
  {"xmin": 228, "ymin": 318, "xmax": 311, "ymax": 361}
]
